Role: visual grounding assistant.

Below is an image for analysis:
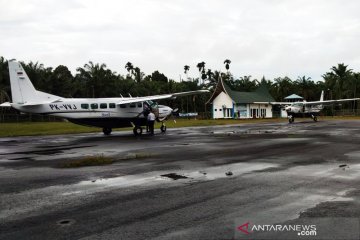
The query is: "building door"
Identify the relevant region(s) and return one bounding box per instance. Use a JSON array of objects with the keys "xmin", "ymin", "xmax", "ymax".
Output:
[{"xmin": 252, "ymin": 109, "xmax": 256, "ymax": 118}]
